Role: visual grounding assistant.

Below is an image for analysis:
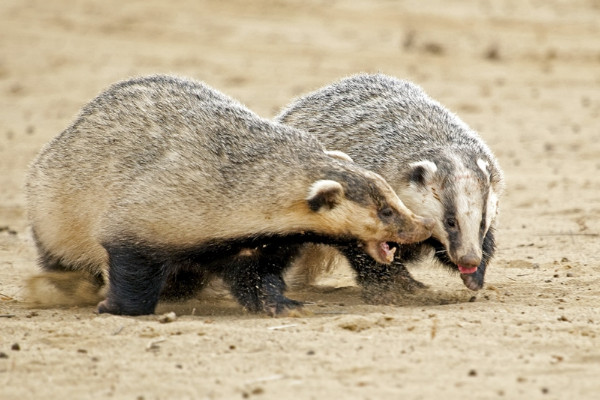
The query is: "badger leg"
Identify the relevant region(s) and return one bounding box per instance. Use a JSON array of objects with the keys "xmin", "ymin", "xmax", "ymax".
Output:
[
  {"xmin": 222, "ymin": 245, "xmax": 303, "ymax": 316},
  {"xmin": 257, "ymin": 245, "xmax": 304, "ymax": 316},
  {"xmin": 28, "ymin": 229, "xmax": 106, "ymax": 306},
  {"xmin": 31, "ymin": 228, "xmax": 65, "ymax": 272},
  {"xmin": 160, "ymin": 265, "xmax": 209, "ymax": 302},
  {"xmin": 336, "ymin": 242, "xmax": 427, "ymax": 304},
  {"xmin": 97, "ymin": 244, "xmax": 167, "ymax": 316},
  {"xmin": 32, "ymin": 228, "xmax": 104, "ymax": 282}
]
